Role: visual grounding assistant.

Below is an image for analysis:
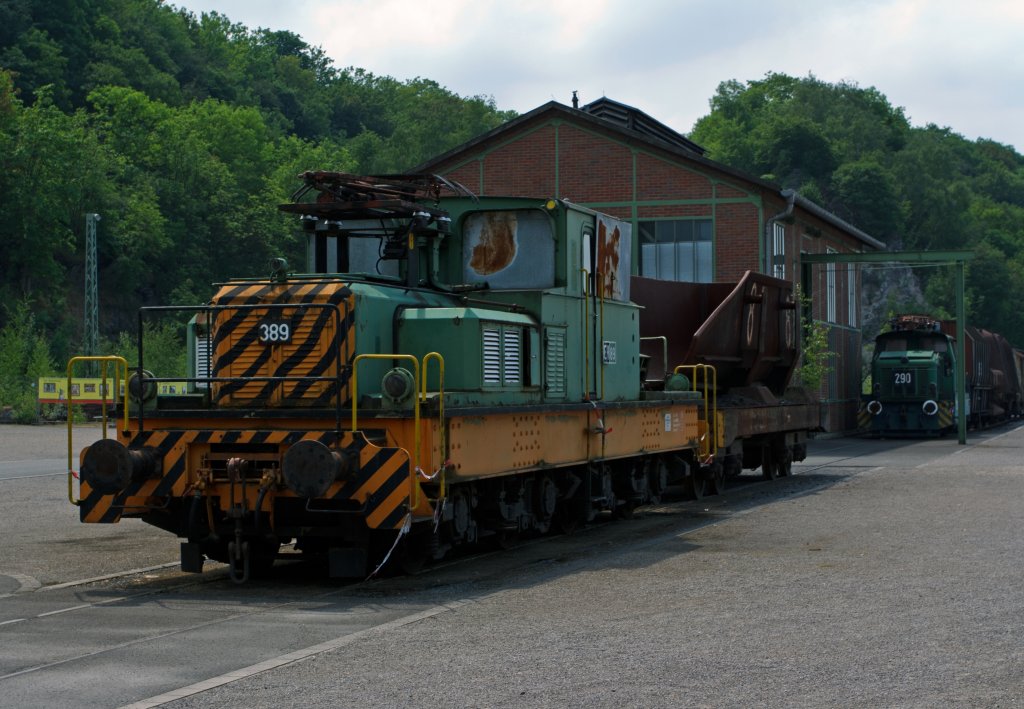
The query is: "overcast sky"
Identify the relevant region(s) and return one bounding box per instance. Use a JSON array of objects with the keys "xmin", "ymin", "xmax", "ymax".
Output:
[{"xmin": 173, "ymin": 0, "xmax": 1024, "ymax": 153}]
